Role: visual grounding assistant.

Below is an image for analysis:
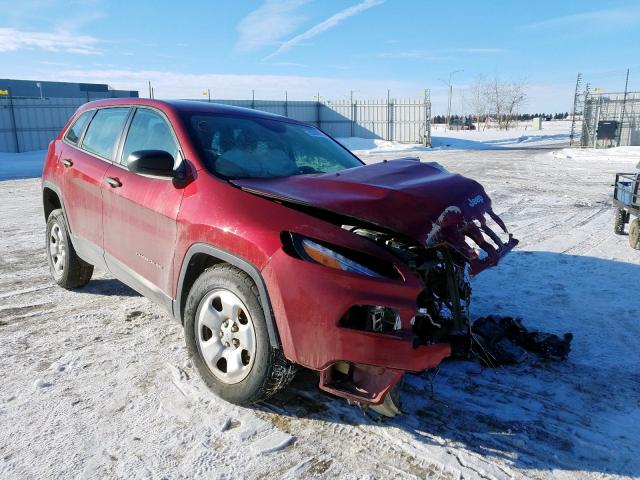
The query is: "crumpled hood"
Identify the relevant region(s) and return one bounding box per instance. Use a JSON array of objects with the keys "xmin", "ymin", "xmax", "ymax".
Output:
[{"xmin": 232, "ymin": 159, "xmax": 517, "ymax": 274}]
